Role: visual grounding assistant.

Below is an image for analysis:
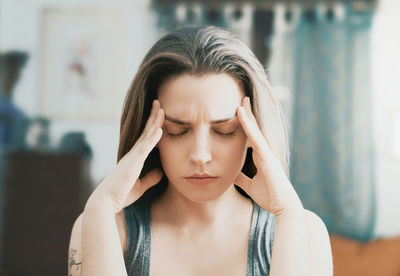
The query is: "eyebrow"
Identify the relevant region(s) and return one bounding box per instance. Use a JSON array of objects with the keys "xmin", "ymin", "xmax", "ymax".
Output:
[{"xmin": 165, "ymin": 114, "xmax": 237, "ymax": 125}]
